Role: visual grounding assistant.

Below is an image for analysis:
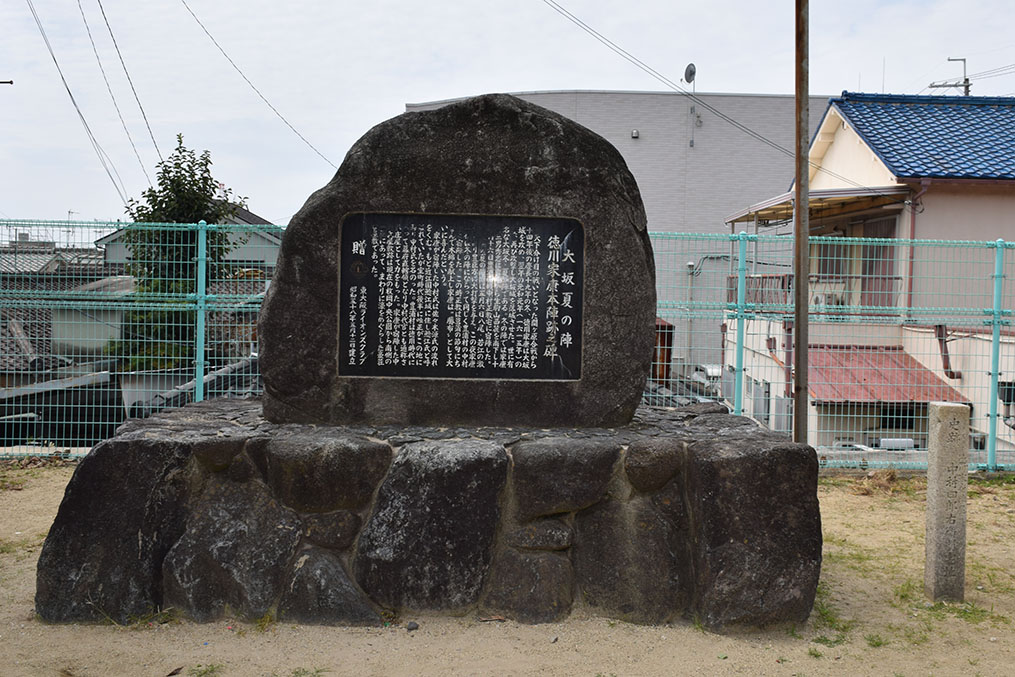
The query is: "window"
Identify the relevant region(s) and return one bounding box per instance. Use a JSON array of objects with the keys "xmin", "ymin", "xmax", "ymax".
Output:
[
  {"xmin": 817, "ymin": 240, "xmax": 850, "ymax": 279},
  {"xmin": 860, "ymin": 218, "xmax": 897, "ymax": 308},
  {"xmin": 880, "ymin": 403, "xmax": 919, "ymax": 430}
]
